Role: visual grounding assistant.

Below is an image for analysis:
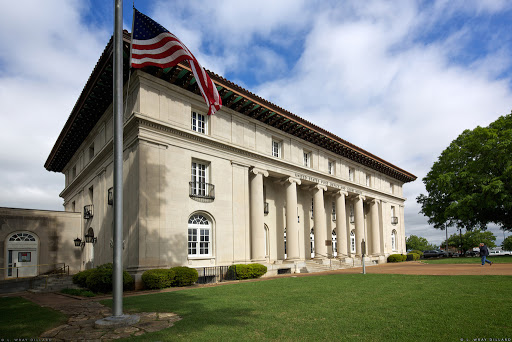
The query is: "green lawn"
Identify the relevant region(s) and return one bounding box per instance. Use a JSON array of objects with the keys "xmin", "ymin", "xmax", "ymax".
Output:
[
  {"xmin": 0, "ymin": 296, "xmax": 67, "ymax": 339},
  {"xmin": 422, "ymin": 255, "xmax": 512, "ymax": 264},
  {"xmin": 101, "ymin": 274, "xmax": 512, "ymax": 341}
]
